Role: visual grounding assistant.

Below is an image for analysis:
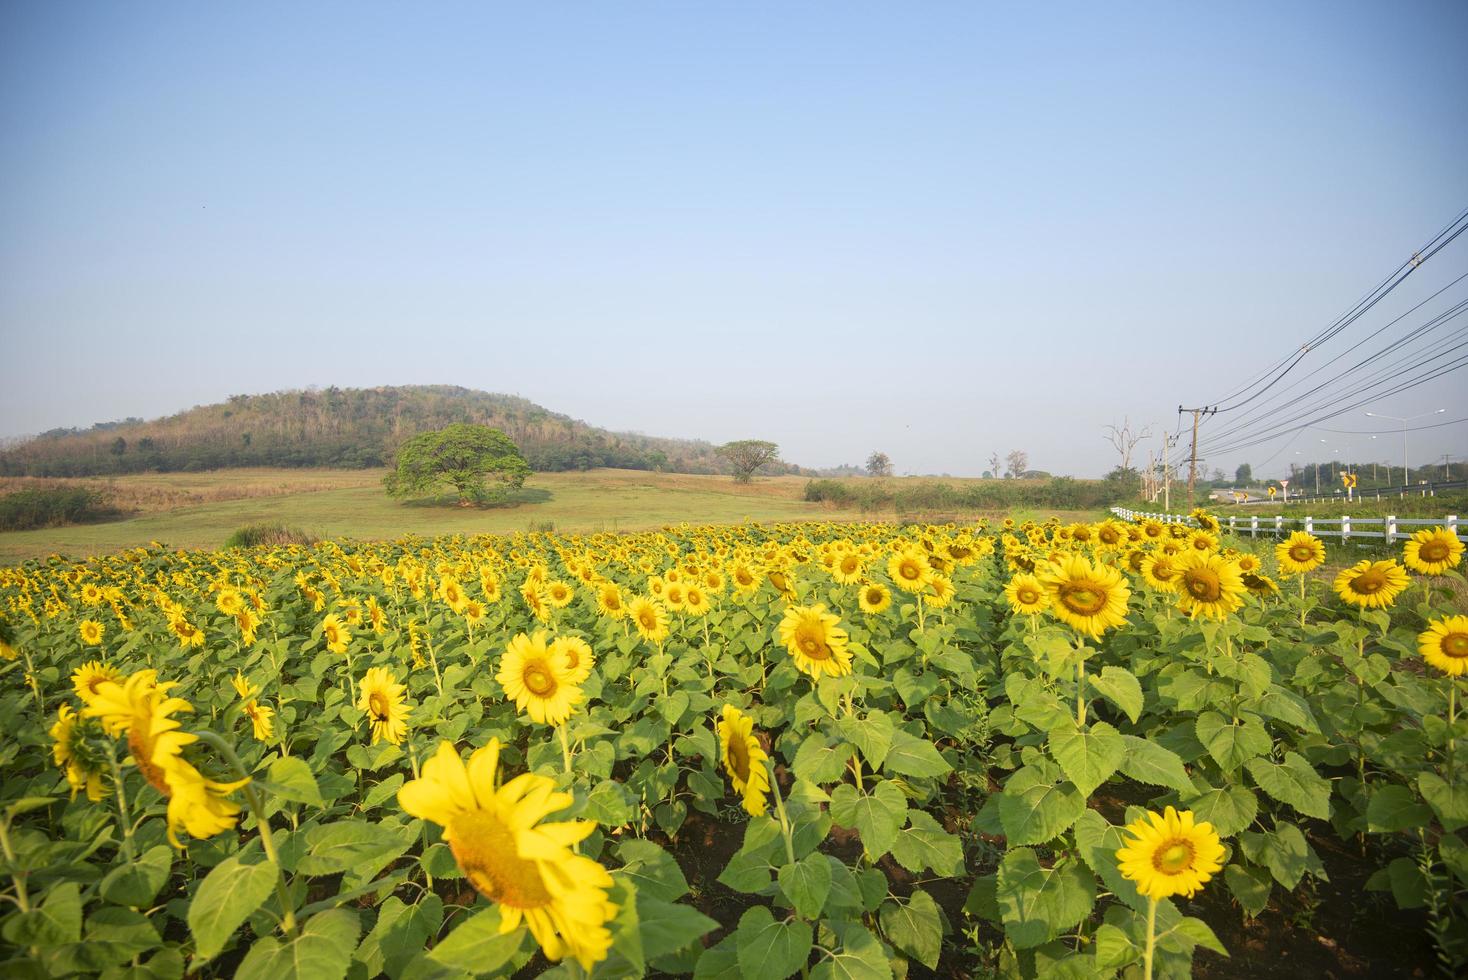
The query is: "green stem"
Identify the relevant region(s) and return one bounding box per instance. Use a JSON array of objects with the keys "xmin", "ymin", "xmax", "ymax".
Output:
[
  {"xmin": 1449, "ymin": 682, "xmax": 1457, "ymax": 789},
  {"xmin": 105, "ymin": 744, "xmax": 137, "ymax": 863},
  {"xmin": 559, "ymin": 723, "xmax": 574, "ymax": 776},
  {"xmin": 190, "ymin": 730, "xmax": 296, "ymax": 937},
  {"xmin": 0, "ymin": 820, "xmax": 30, "ymax": 913},
  {"xmin": 1143, "ymin": 896, "xmax": 1157, "ymax": 980},
  {"xmin": 768, "ymin": 760, "xmax": 797, "ymax": 866},
  {"xmin": 1076, "ymin": 654, "xmax": 1086, "ymax": 728}
]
